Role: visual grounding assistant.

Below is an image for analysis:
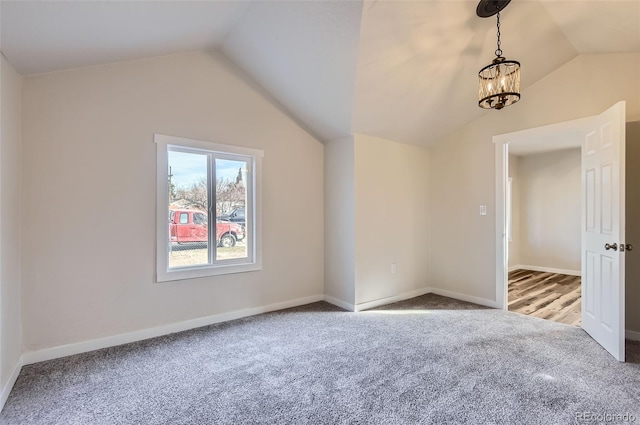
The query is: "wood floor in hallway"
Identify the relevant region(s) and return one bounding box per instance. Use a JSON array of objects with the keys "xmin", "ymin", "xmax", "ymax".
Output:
[{"xmin": 508, "ymin": 269, "xmax": 581, "ymax": 326}]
